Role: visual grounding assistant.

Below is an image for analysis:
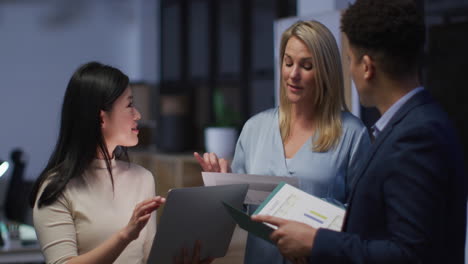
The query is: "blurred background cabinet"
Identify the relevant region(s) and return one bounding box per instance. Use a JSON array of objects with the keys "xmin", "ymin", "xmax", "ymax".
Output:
[
  {"xmin": 130, "ymin": 151, "xmax": 203, "ymax": 211},
  {"xmin": 158, "ymin": 0, "xmax": 296, "ymax": 152}
]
